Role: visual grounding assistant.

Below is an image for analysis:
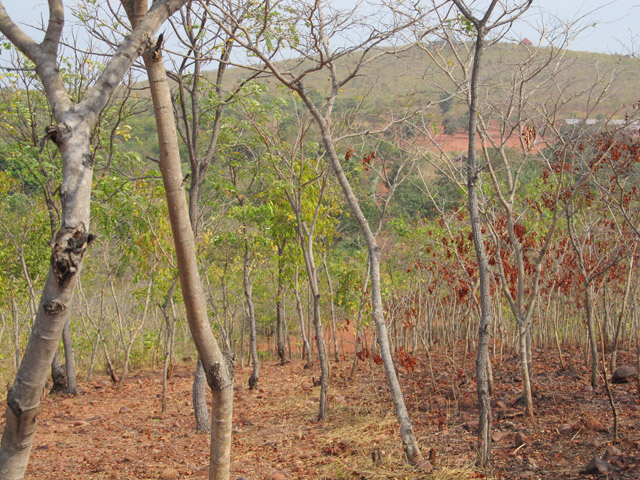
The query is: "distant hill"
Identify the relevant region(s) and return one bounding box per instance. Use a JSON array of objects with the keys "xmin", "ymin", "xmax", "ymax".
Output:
[
  {"xmin": 206, "ymin": 41, "xmax": 639, "ymax": 120},
  {"xmin": 126, "ymin": 42, "xmax": 639, "ymax": 159}
]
